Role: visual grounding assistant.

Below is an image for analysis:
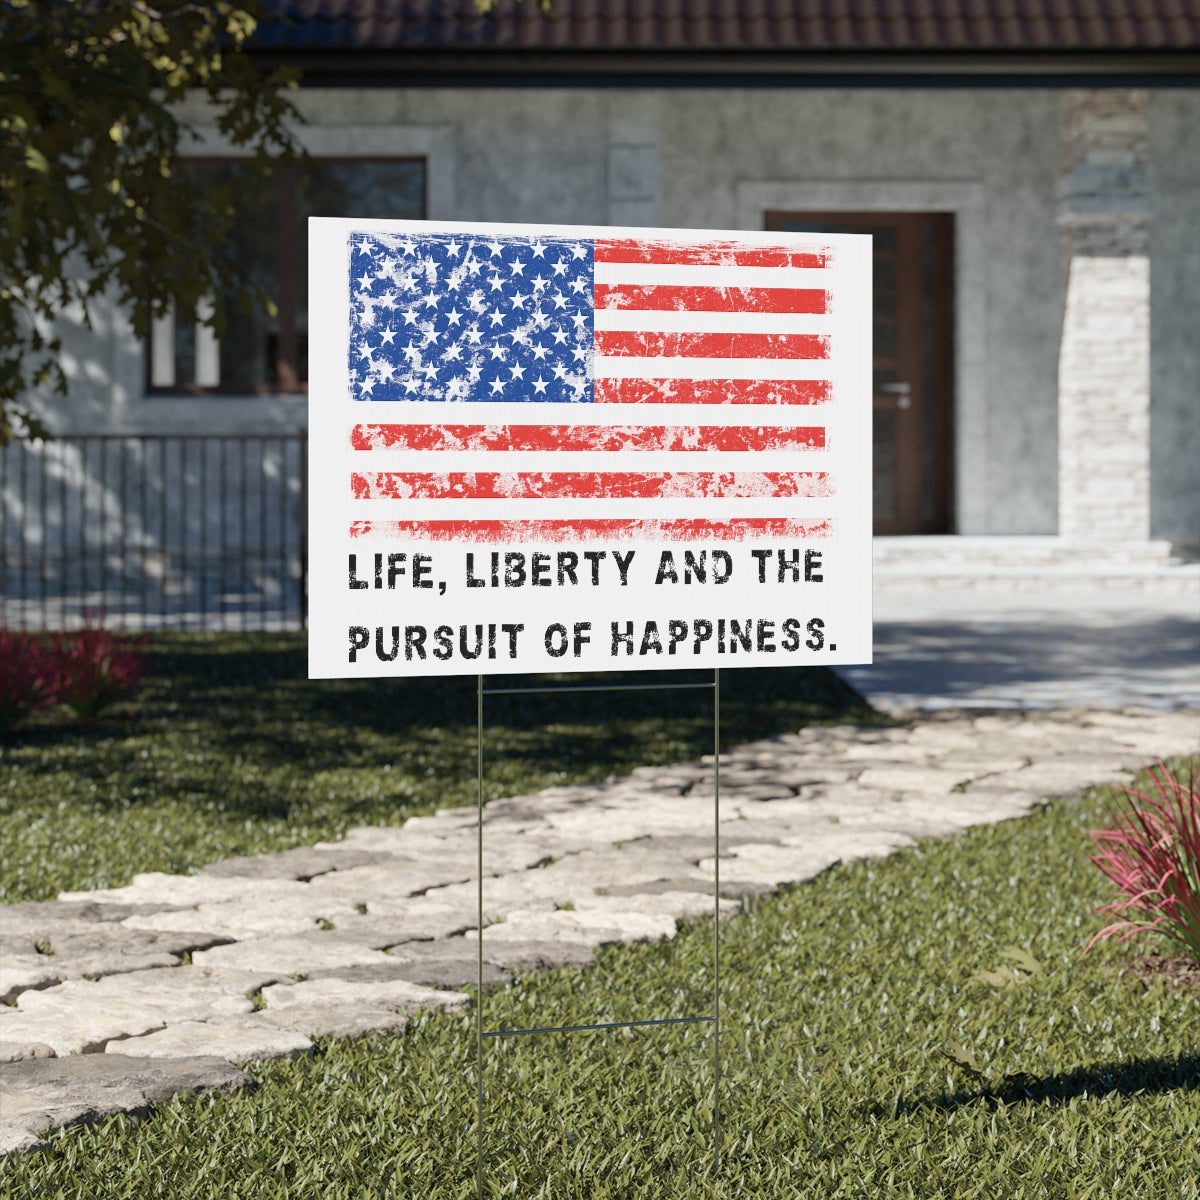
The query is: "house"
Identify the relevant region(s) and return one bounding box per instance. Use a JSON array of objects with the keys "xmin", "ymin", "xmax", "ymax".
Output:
[{"xmin": 7, "ymin": 1, "xmax": 1199, "ymax": 627}]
